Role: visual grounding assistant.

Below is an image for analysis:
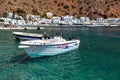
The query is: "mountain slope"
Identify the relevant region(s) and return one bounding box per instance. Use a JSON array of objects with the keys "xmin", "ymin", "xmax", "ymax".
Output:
[{"xmin": 0, "ymin": 0, "xmax": 120, "ymax": 19}]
